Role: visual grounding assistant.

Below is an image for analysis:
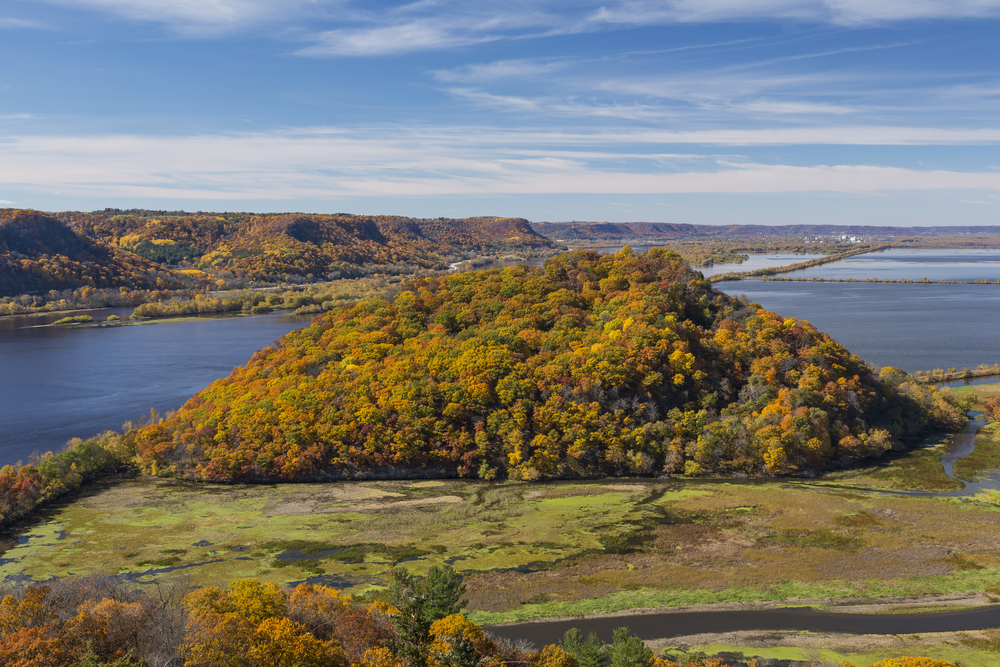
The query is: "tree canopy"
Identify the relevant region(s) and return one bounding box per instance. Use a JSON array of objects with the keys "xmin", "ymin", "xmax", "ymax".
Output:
[{"xmin": 133, "ymin": 249, "xmax": 961, "ymax": 482}]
